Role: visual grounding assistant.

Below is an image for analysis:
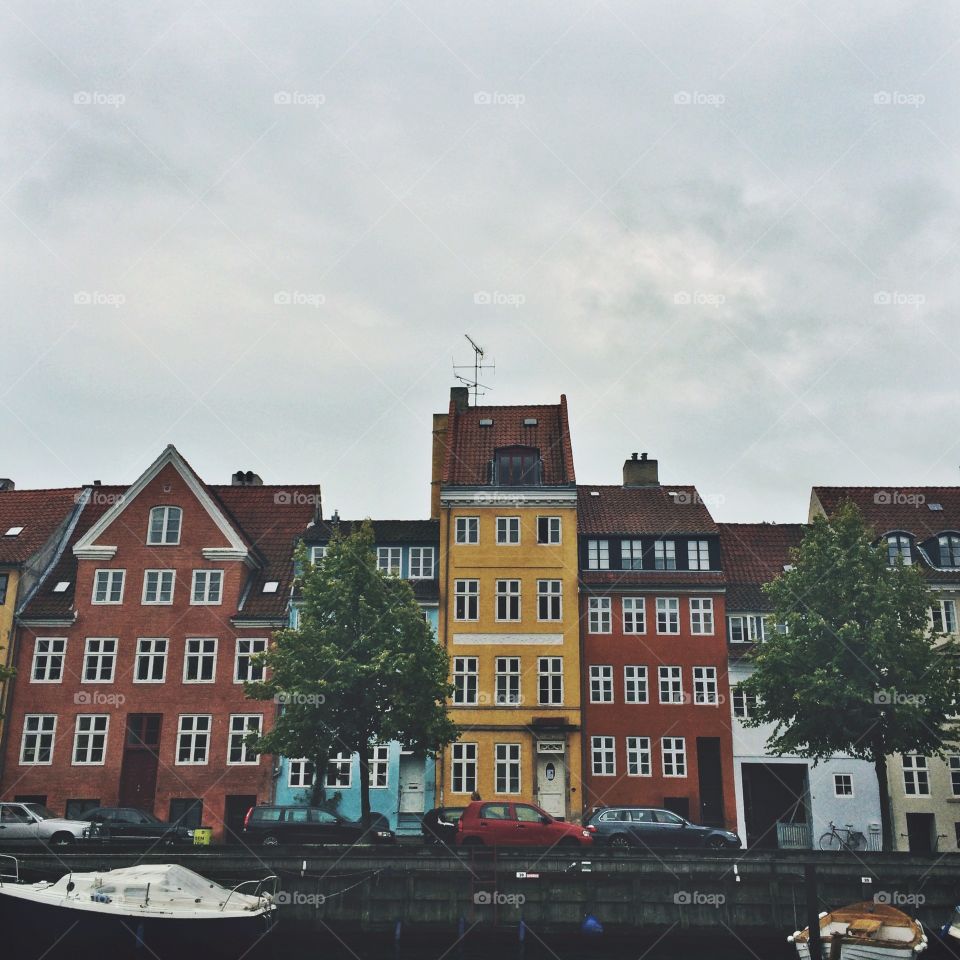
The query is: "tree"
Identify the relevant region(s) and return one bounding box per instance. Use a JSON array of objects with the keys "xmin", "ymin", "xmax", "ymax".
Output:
[
  {"xmin": 247, "ymin": 520, "xmax": 458, "ymax": 826},
  {"xmin": 741, "ymin": 501, "xmax": 960, "ymax": 851}
]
